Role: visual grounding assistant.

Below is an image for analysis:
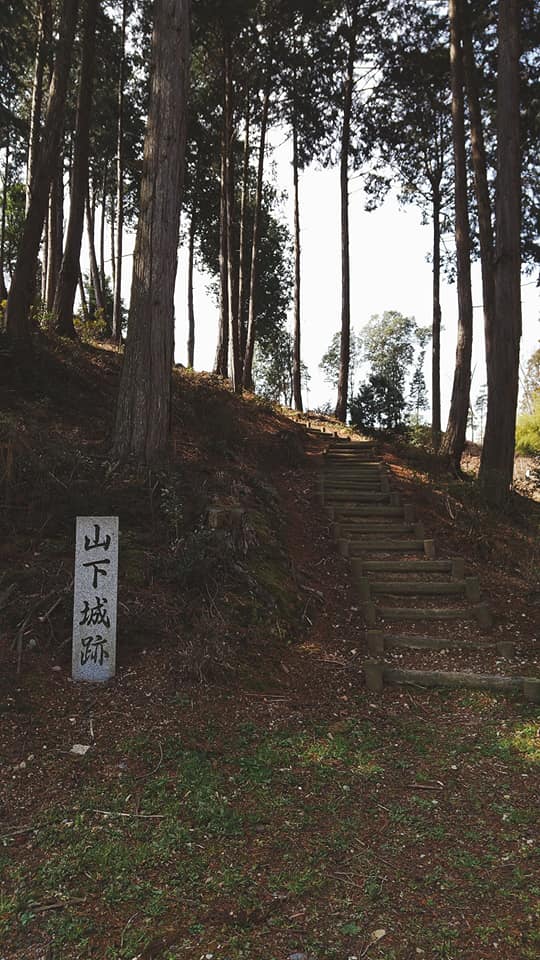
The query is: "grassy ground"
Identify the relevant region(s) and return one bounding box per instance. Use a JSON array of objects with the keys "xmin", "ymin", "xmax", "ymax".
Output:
[
  {"xmin": 1, "ymin": 340, "xmax": 539, "ymax": 959},
  {"xmin": 1, "ymin": 679, "xmax": 539, "ymax": 959}
]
